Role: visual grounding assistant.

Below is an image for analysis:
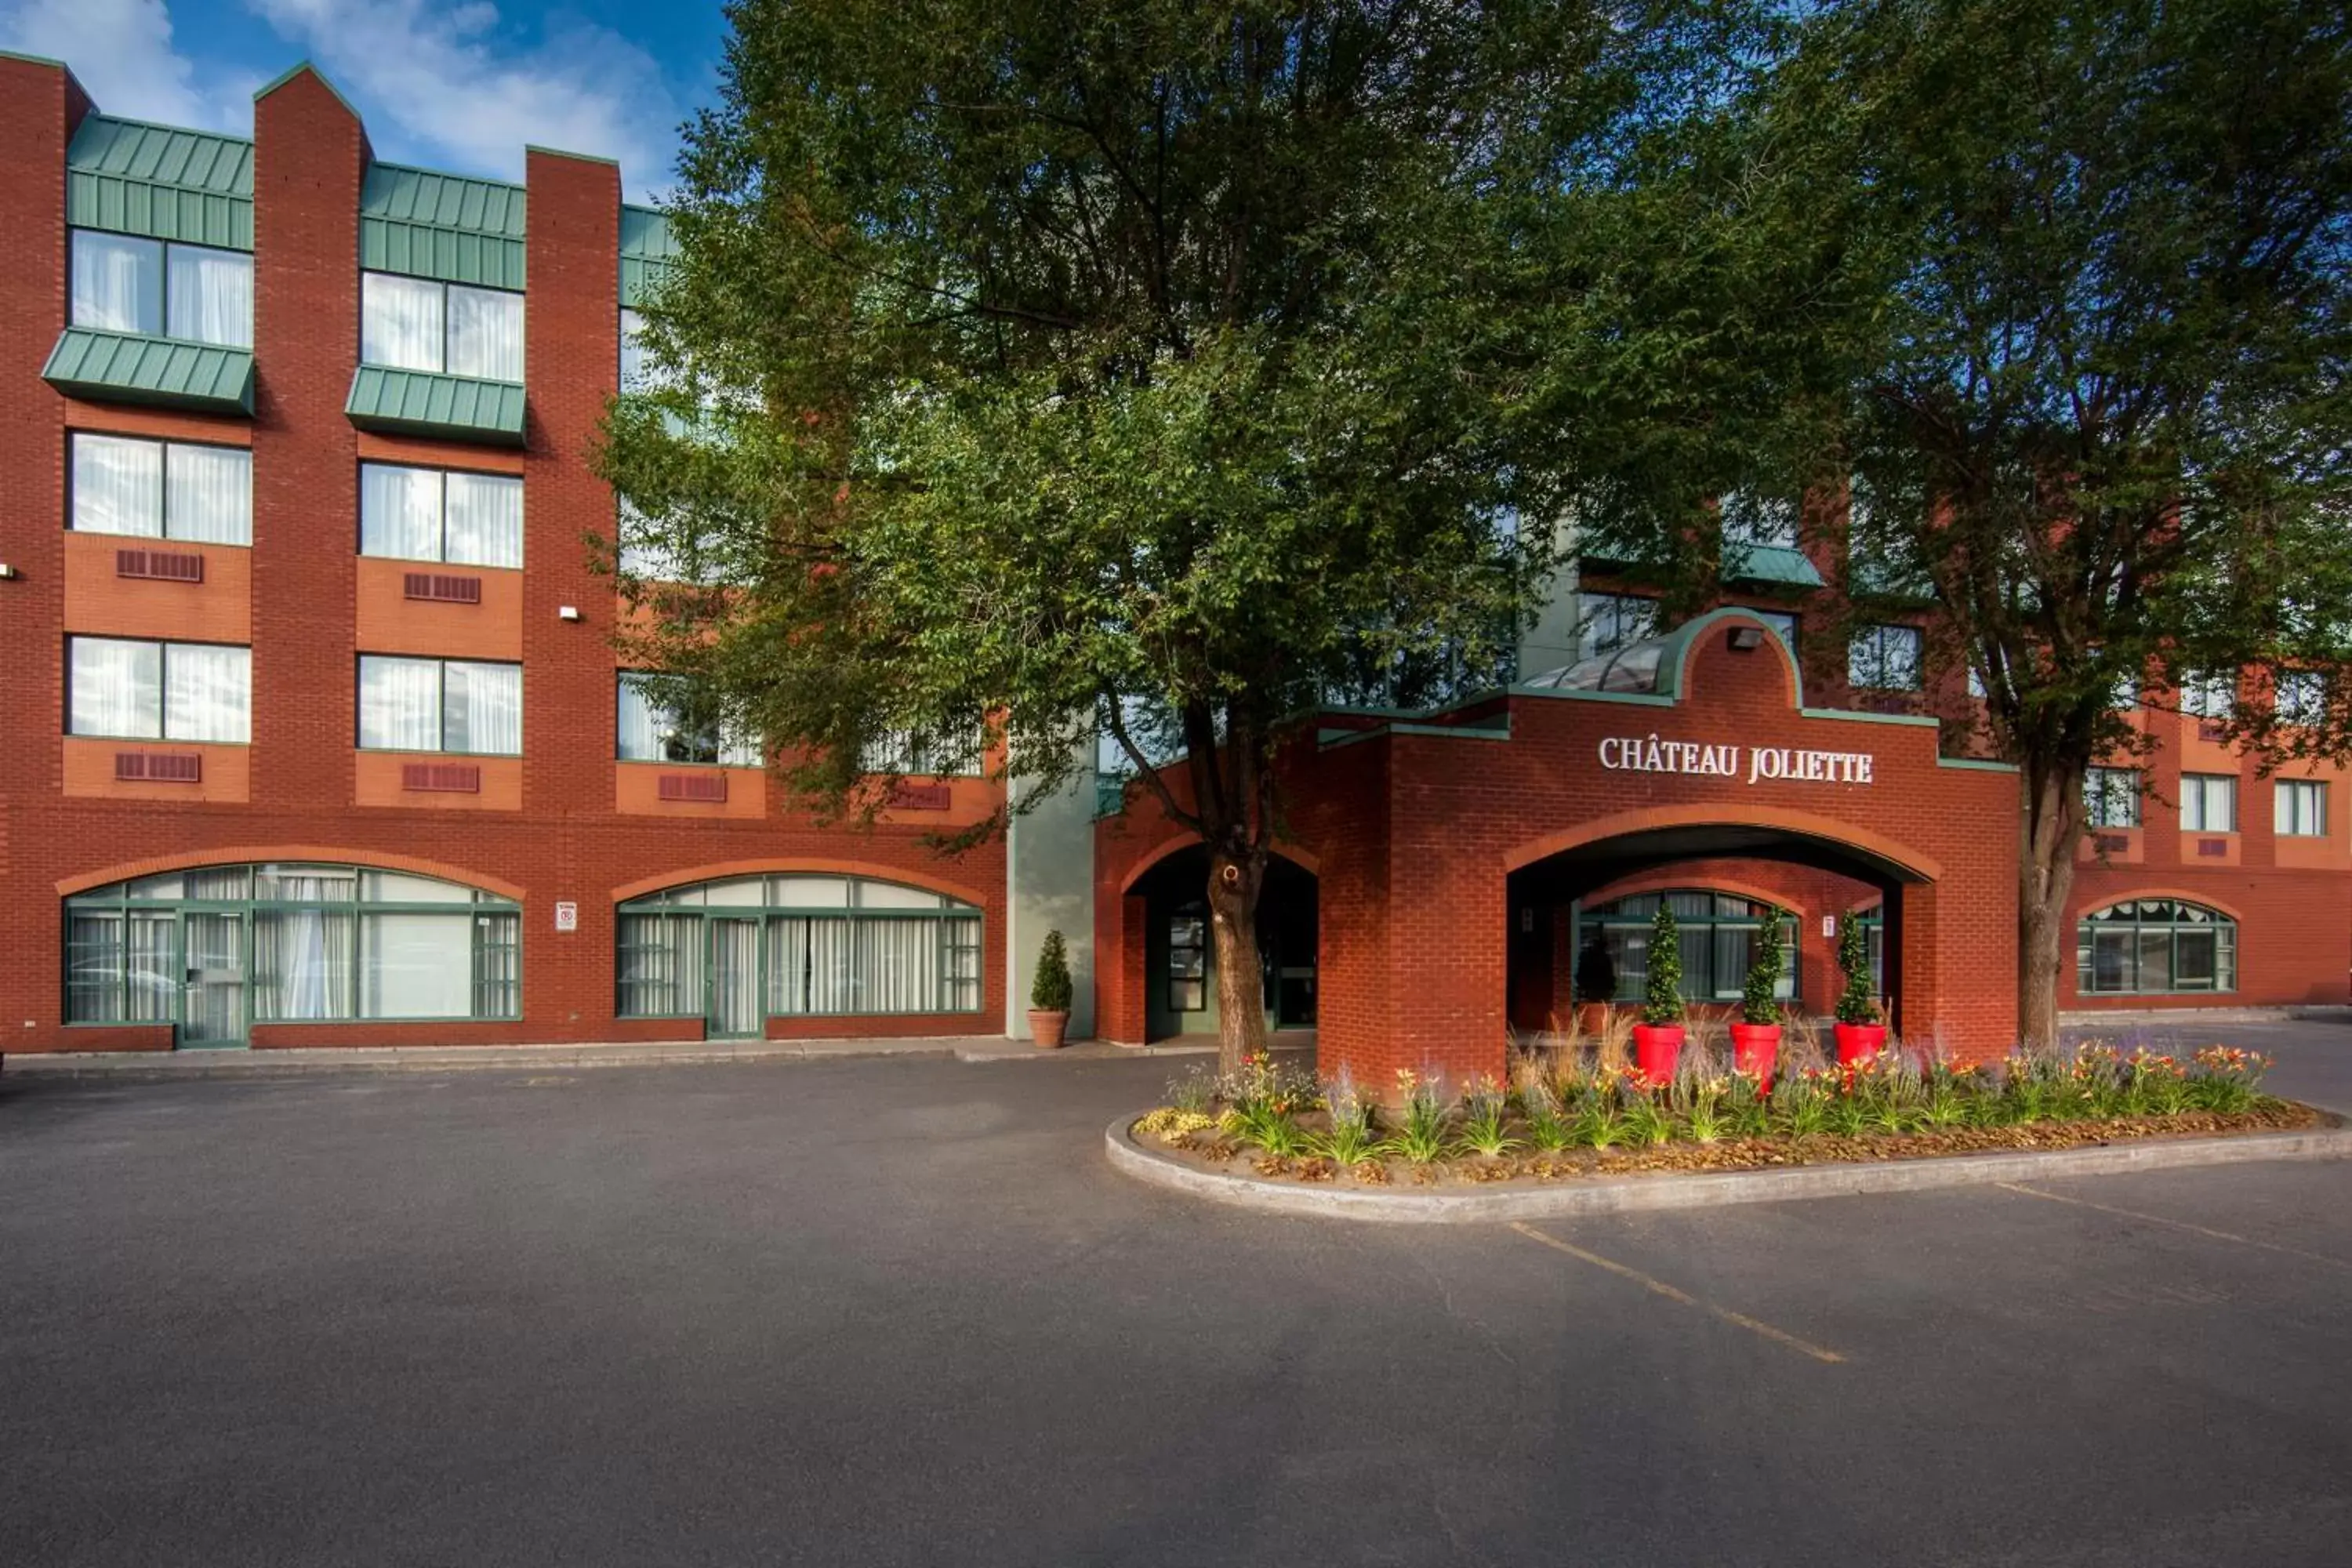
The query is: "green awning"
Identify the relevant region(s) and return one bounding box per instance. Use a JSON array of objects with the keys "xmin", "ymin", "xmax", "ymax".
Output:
[
  {"xmin": 361, "ymin": 163, "xmax": 527, "ymax": 289},
  {"xmin": 345, "ymin": 366, "xmax": 526, "ymax": 445},
  {"xmin": 67, "ymin": 116, "xmax": 253, "ymax": 249},
  {"xmin": 620, "ymin": 204, "xmax": 677, "ymax": 307},
  {"xmin": 1722, "ymin": 543, "xmax": 1825, "ymax": 590},
  {"xmin": 42, "ymin": 327, "xmax": 254, "ymax": 415}
]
